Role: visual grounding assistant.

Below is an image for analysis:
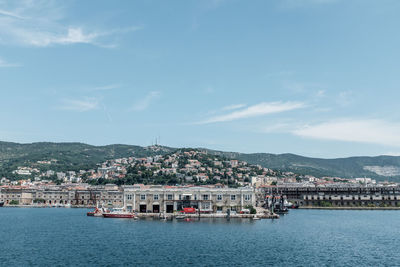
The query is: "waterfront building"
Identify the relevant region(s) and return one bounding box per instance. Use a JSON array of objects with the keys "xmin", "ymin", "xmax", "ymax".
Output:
[
  {"xmin": 264, "ymin": 185, "xmax": 400, "ymax": 207},
  {"xmin": 123, "ymin": 185, "xmax": 255, "ymax": 213},
  {"xmin": 0, "ymin": 184, "xmax": 124, "ymax": 207},
  {"xmin": 0, "ymin": 188, "xmax": 22, "ymax": 204}
]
